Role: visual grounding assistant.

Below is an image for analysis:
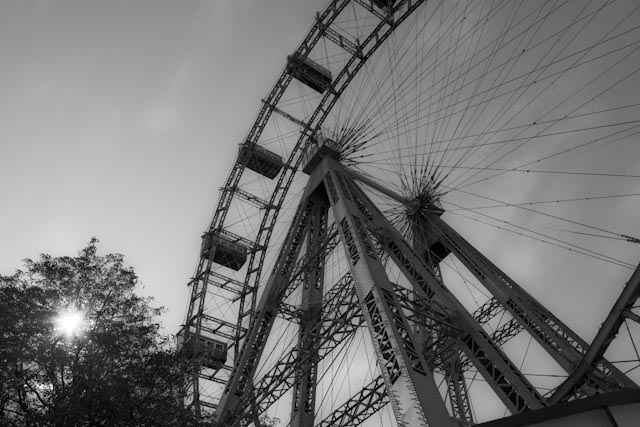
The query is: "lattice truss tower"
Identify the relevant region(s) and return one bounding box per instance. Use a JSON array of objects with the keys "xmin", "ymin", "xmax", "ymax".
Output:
[{"xmin": 179, "ymin": 1, "xmax": 640, "ymax": 426}]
